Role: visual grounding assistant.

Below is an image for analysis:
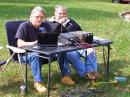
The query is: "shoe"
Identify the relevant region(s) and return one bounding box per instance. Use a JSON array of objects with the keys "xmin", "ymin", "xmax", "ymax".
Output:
[
  {"xmin": 86, "ymin": 72, "xmax": 100, "ymax": 80},
  {"xmin": 61, "ymin": 76, "xmax": 75, "ymax": 85},
  {"xmin": 85, "ymin": 72, "xmax": 95, "ymax": 80},
  {"xmin": 93, "ymin": 72, "xmax": 100, "ymax": 79},
  {"xmin": 34, "ymin": 82, "xmax": 47, "ymax": 93}
]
